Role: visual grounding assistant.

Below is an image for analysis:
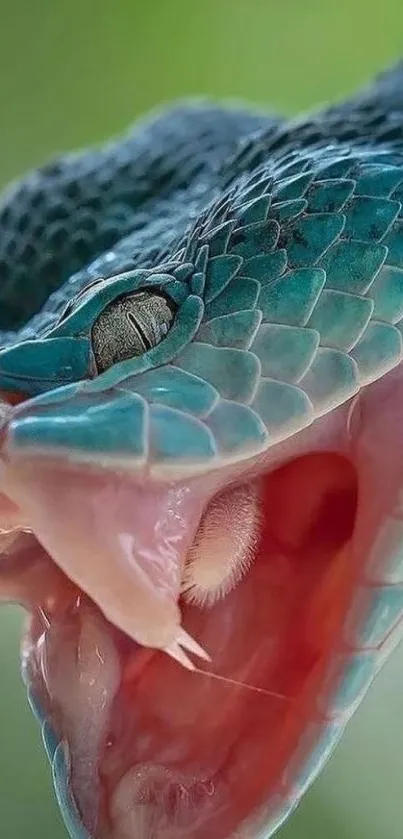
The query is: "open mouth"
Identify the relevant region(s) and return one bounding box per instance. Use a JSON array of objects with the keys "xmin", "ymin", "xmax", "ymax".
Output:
[{"xmin": 0, "ymin": 373, "xmax": 403, "ymax": 839}]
